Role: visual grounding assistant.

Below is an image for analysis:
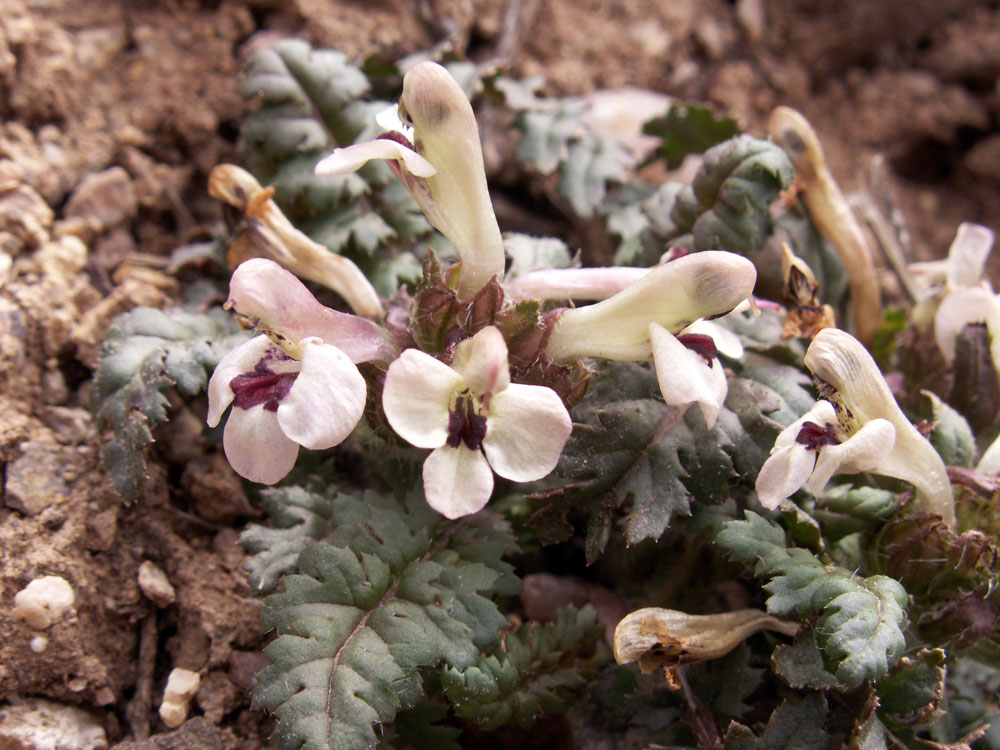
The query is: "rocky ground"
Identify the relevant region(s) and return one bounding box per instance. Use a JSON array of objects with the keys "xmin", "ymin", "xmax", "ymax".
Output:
[{"xmin": 0, "ymin": 0, "xmax": 997, "ymax": 747}]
